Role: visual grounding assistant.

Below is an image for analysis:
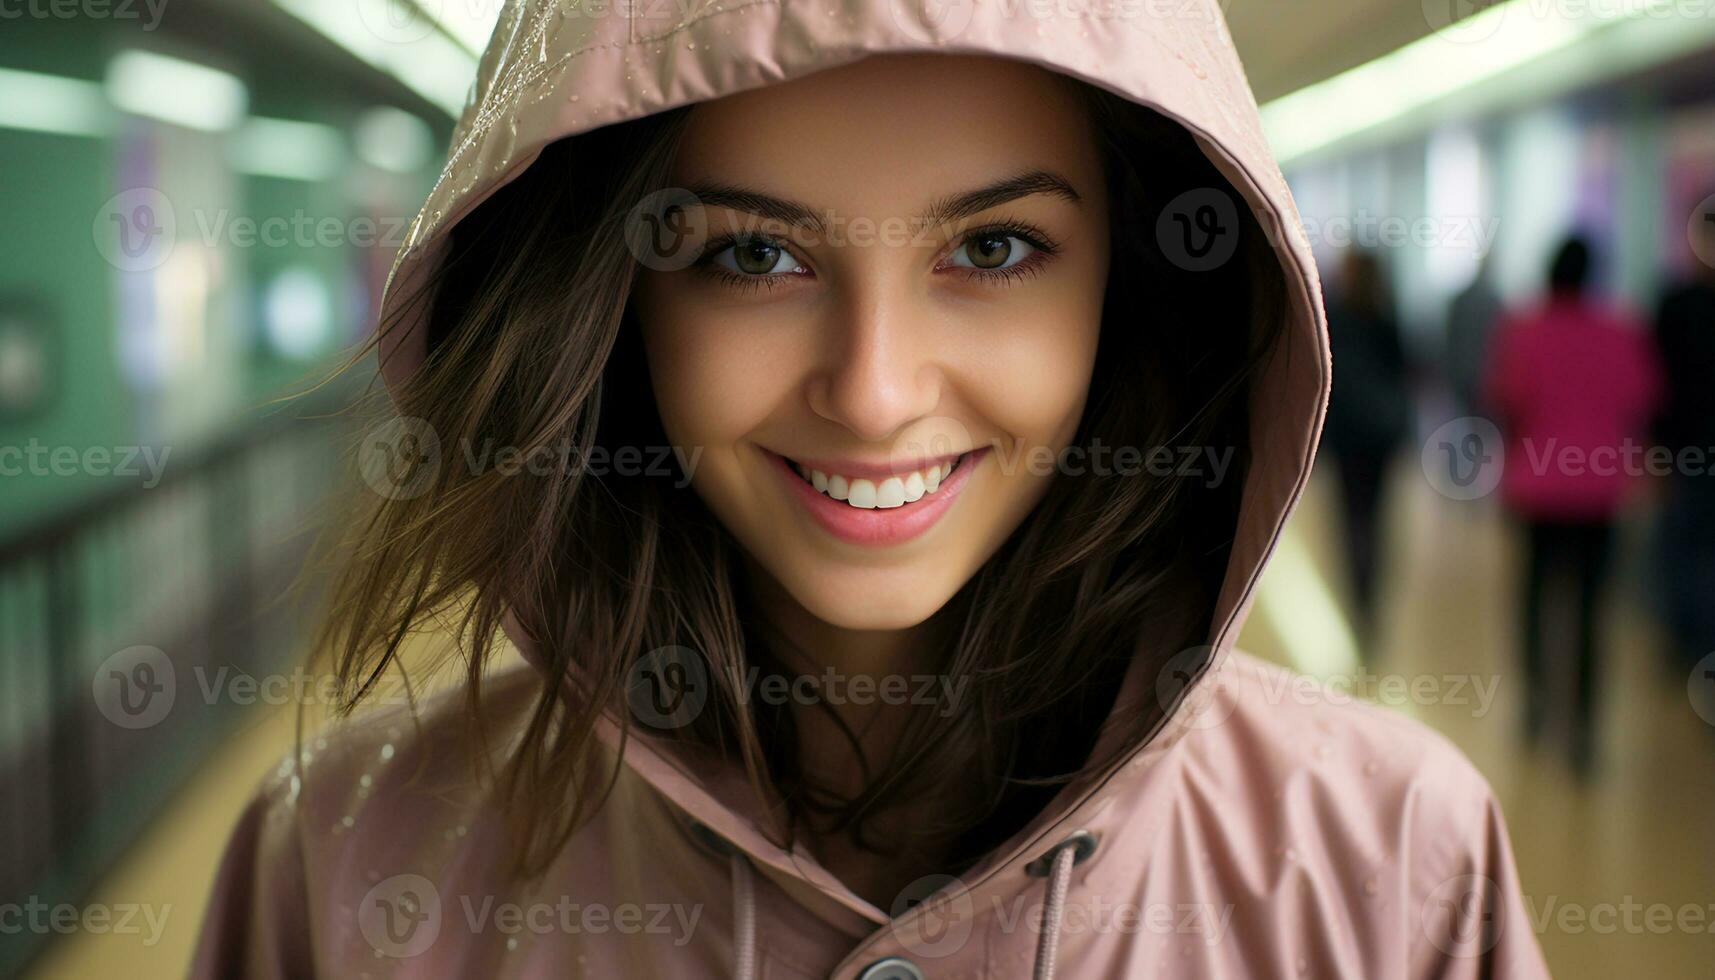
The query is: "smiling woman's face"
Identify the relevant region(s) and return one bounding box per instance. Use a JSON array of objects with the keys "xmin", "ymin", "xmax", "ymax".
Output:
[{"xmin": 634, "ymin": 53, "xmax": 1110, "ymax": 632}]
